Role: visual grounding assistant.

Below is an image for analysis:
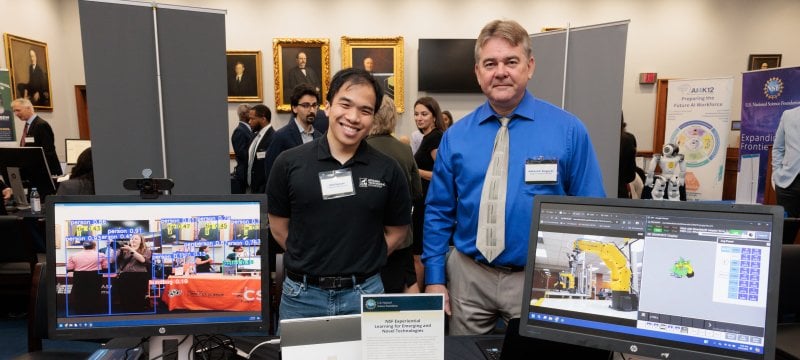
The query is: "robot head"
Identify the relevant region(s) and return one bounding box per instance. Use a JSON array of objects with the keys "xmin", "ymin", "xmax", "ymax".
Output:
[{"xmin": 662, "ymin": 143, "xmax": 679, "ymax": 156}]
